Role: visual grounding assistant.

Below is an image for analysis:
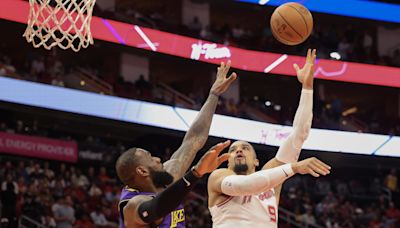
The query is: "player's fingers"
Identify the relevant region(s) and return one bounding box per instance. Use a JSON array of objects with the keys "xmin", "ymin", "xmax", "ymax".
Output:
[
  {"xmin": 312, "ymin": 49, "xmax": 317, "ymax": 62},
  {"xmin": 224, "ymin": 60, "xmax": 231, "ymax": 75},
  {"xmin": 215, "ymin": 140, "xmax": 231, "ymax": 153},
  {"xmin": 293, "ymin": 64, "xmax": 300, "ymax": 72},
  {"xmin": 316, "ymin": 163, "xmax": 330, "ymax": 175},
  {"xmin": 314, "ymin": 159, "xmax": 331, "ymax": 170},
  {"xmin": 307, "ymin": 48, "xmax": 311, "ymax": 59},
  {"xmin": 217, "ymin": 153, "xmax": 230, "ymax": 165},
  {"xmin": 318, "ymin": 160, "xmax": 332, "ymax": 170},
  {"xmin": 209, "ymin": 141, "xmax": 227, "ymax": 153},
  {"xmin": 310, "ymin": 163, "xmax": 328, "ymax": 175},
  {"xmin": 226, "ymin": 72, "xmax": 237, "ymax": 84},
  {"xmin": 221, "ymin": 140, "xmax": 231, "ymax": 148},
  {"xmin": 221, "ymin": 62, "xmax": 225, "ymax": 70},
  {"xmin": 308, "ymin": 168, "xmax": 320, "ymax": 177},
  {"xmin": 203, "ymin": 149, "xmax": 217, "ymax": 161},
  {"xmin": 209, "ymin": 143, "xmax": 220, "ymax": 151}
]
